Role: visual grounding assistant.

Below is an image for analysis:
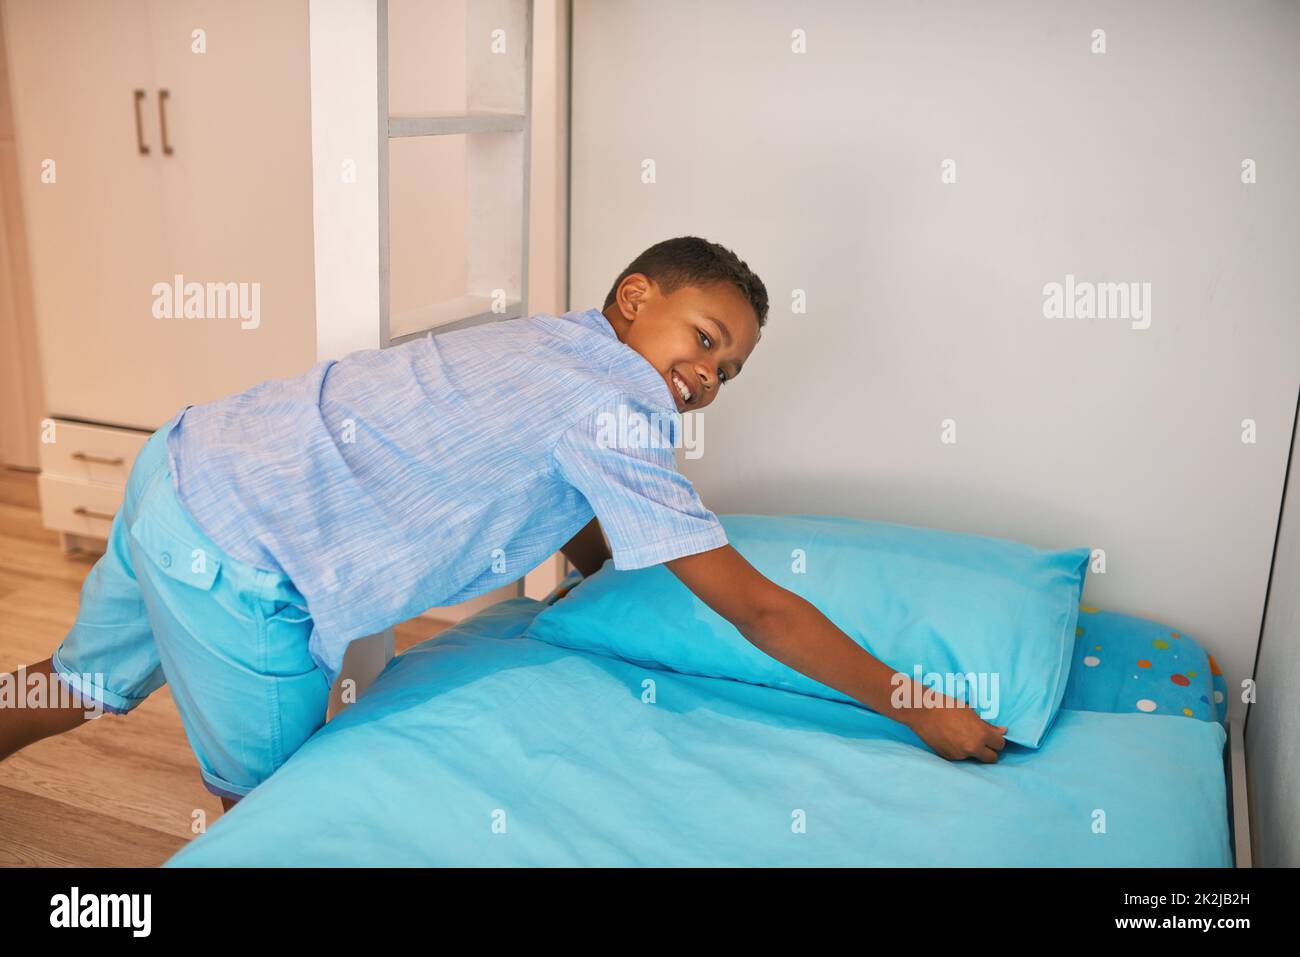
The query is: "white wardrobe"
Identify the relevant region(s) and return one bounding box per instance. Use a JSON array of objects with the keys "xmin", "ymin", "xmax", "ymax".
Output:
[{"xmin": 4, "ymin": 0, "xmax": 317, "ymax": 542}]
